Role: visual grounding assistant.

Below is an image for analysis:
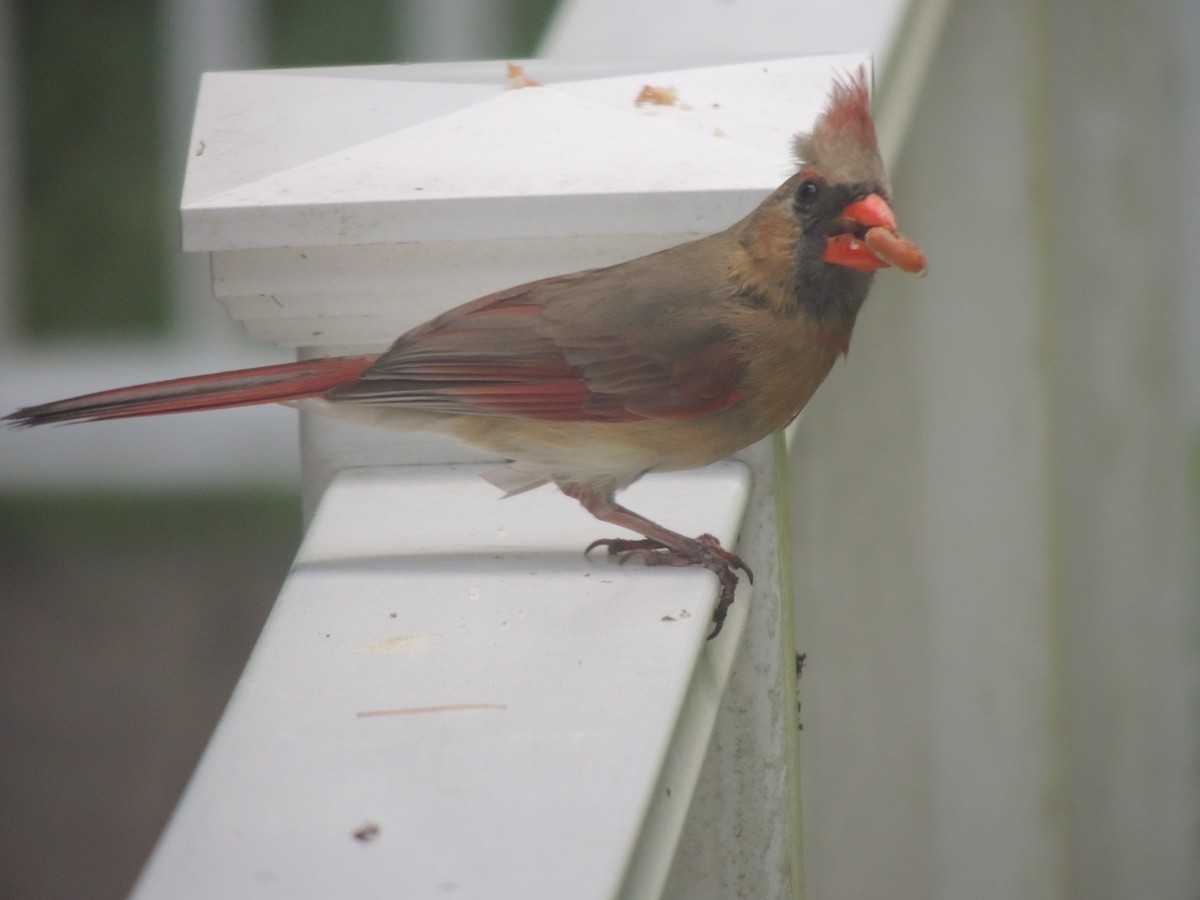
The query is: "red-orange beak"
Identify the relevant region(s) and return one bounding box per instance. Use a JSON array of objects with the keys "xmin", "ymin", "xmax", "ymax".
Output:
[{"xmin": 824, "ymin": 193, "xmax": 927, "ymax": 276}]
